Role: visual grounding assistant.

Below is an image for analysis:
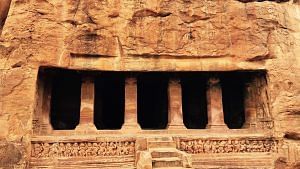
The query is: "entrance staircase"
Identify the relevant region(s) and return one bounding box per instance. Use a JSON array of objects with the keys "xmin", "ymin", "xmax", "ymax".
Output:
[{"xmin": 137, "ymin": 137, "xmax": 193, "ymax": 169}]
